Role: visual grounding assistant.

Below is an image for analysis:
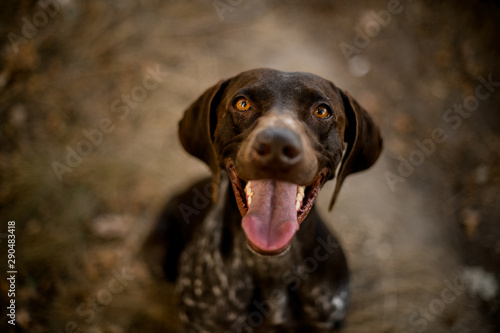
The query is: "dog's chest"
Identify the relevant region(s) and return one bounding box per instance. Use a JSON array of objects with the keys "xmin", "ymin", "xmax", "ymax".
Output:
[
  {"xmin": 174, "ymin": 187, "xmax": 250, "ymax": 329},
  {"xmin": 175, "ymin": 188, "xmax": 295, "ymax": 331}
]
